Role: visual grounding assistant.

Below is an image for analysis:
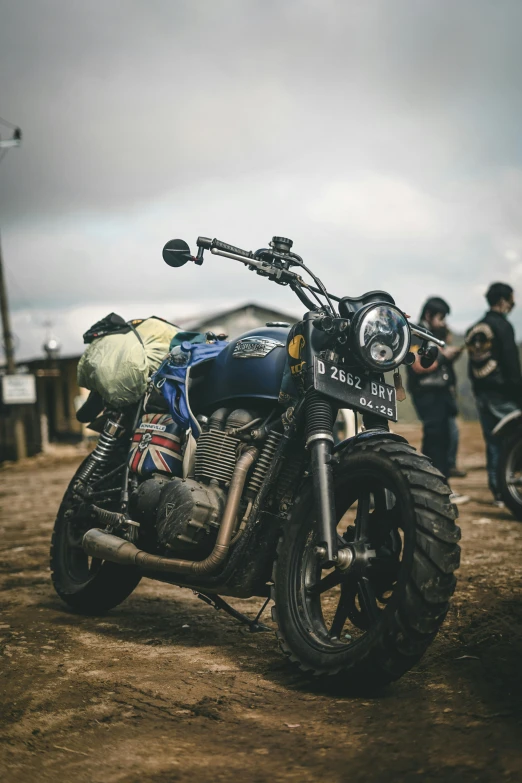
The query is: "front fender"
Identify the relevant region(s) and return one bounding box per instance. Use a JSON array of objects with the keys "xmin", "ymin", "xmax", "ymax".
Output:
[
  {"xmin": 492, "ymin": 409, "xmax": 522, "ymax": 439},
  {"xmin": 333, "ymin": 428, "xmax": 408, "ymax": 456}
]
